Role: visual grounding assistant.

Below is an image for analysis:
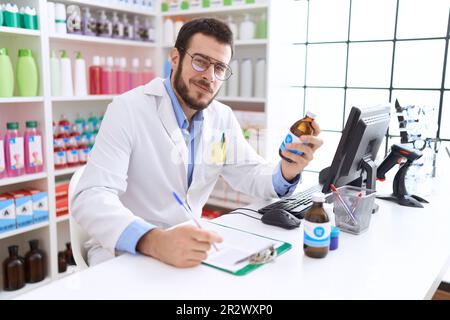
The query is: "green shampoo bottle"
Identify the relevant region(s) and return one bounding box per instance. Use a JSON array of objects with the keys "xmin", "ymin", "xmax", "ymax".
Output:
[
  {"xmin": 16, "ymin": 49, "xmax": 39, "ymax": 96},
  {"xmin": 0, "ymin": 48, "xmax": 14, "ymax": 97}
]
